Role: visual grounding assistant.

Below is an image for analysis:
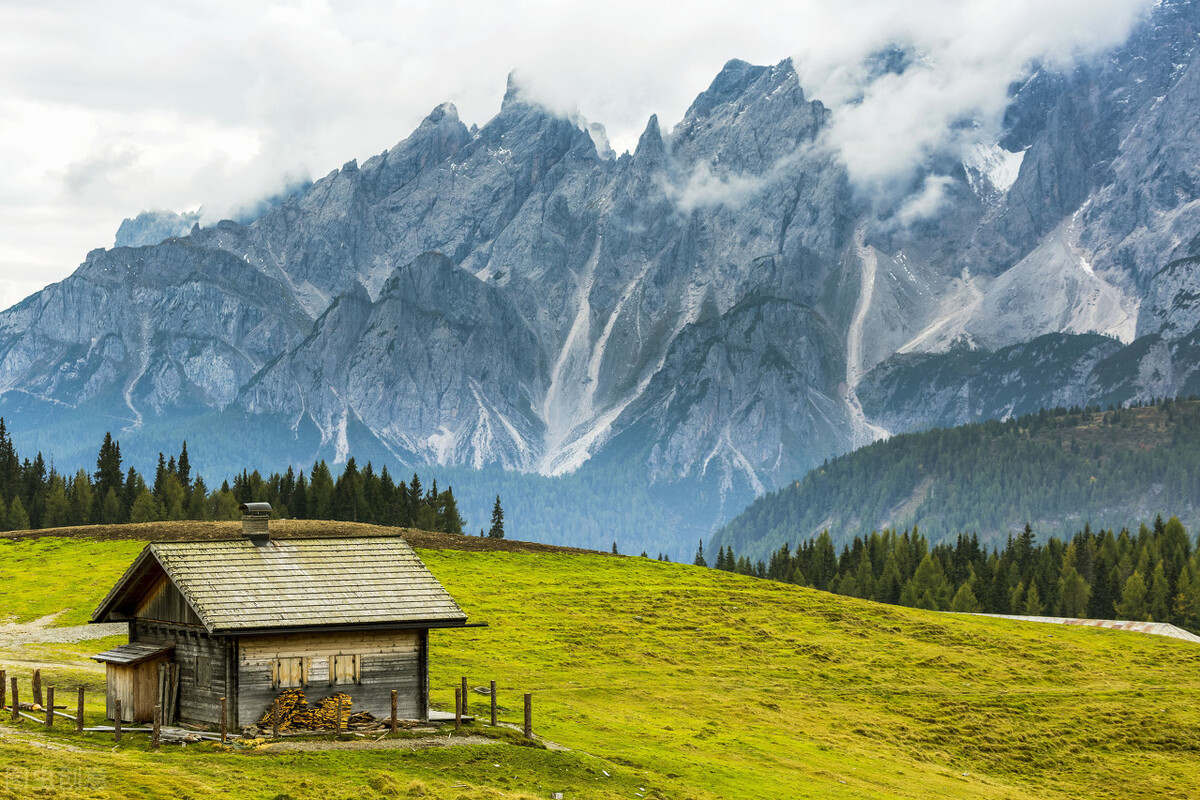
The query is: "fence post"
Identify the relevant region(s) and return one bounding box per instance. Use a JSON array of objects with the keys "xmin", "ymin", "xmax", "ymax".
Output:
[
  {"xmin": 76, "ymin": 687, "xmax": 85, "ymax": 733},
  {"xmin": 523, "ymin": 693, "xmax": 532, "ymax": 739},
  {"xmin": 0, "ymin": 668, "xmax": 5, "ymax": 712},
  {"xmin": 454, "ymin": 687, "xmax": 461, "ymax": 732},
  {"xmin": 490, "ymin": 680, "xmax": 497, "ymax": 726},
  {"xmin": 45, "ymin": 687, "xmax": 54, "ymax": 728},
  {"xmin": 31, "ymin": 669, "xmax": 42, "ymax": 708},
  {"xmin": 390, "ymin": 690, "xmax": 397, "ymax": 733},
  {"xmin": 152, "ymin": 705, "xmax": 161, "ymax": 750},
  {"xmin": 272, "ymin": 699, "xmax": 280, "ymax": 738},
  {"xmin": 461, "ymin": 676, "xmax": 468, "ymax": 717},
  {"xmin": 335, "ymin": 696, "xmax": 342, "ymax": 736},
  {"xmin": 219, "ymin": 697, "xmax": 227, "ymax": 744},
  {"xmin": 114, "ymin": 700, "xmax": 122, "ymax": 743},
  {"xmin": 10, "ymin": 678, "xmax": 18, "ymax": 722}
]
